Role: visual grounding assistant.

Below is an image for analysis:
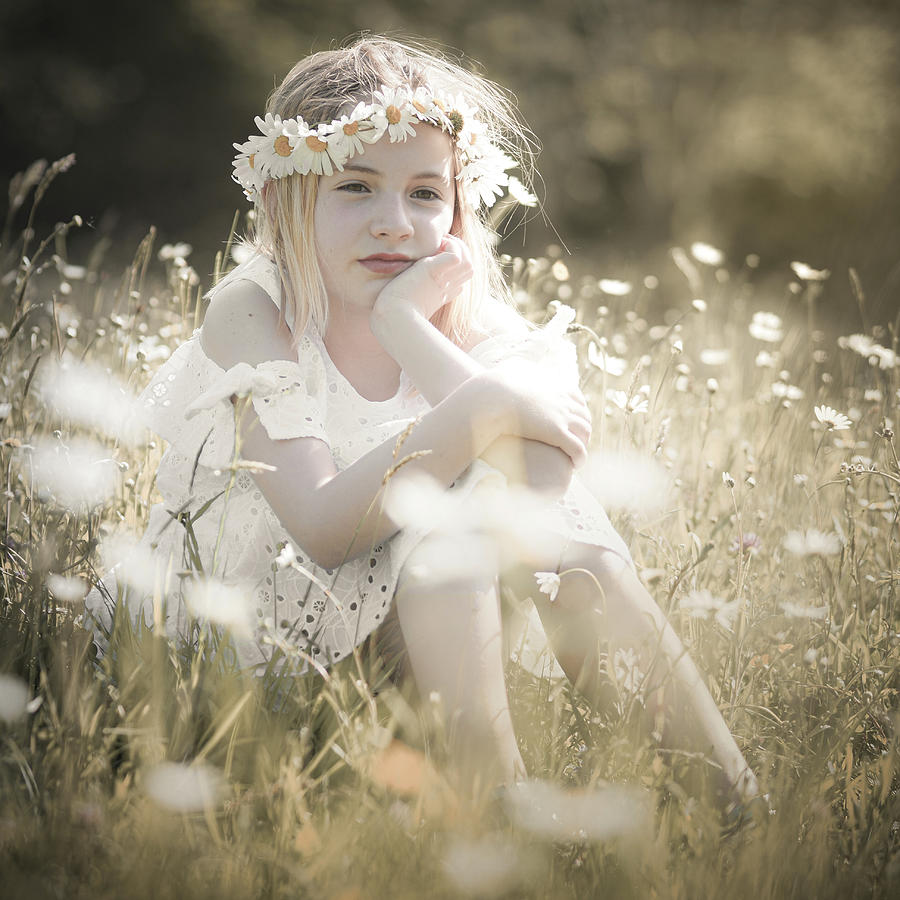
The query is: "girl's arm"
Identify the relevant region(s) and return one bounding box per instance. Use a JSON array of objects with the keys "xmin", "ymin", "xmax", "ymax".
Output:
[
  {"xmin": 369, "ymin": 240, "xmax": 581, "ymax": 495},
  {"xmin": 200, "ymin": 280, "xmax": 589, "ymax": 570}
]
